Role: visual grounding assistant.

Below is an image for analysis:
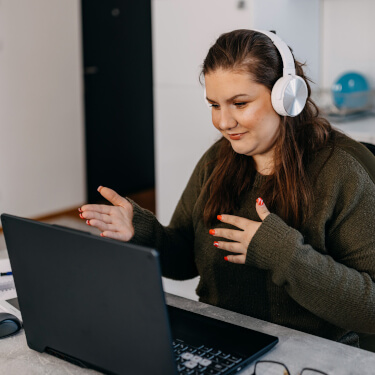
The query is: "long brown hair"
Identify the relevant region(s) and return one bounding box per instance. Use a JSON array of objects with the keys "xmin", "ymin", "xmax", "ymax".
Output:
[{"xmin": 201, "ymin": 29, "xmax": 335, "ymax": 228}]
